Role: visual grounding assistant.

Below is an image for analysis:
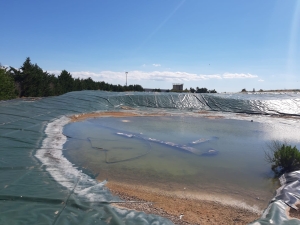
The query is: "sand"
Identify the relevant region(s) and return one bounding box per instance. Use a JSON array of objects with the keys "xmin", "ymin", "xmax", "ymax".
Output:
[
  {"xmin": 69, "ymin": 111, "xmax": 171, "ymax": 122},
  {"xmin": 70, "ymin": 111, "xmax": 141, "ymax": 122},
  {"xmin": 107, "ymin": 181, "xmax": 260, "ymax": 225}
]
